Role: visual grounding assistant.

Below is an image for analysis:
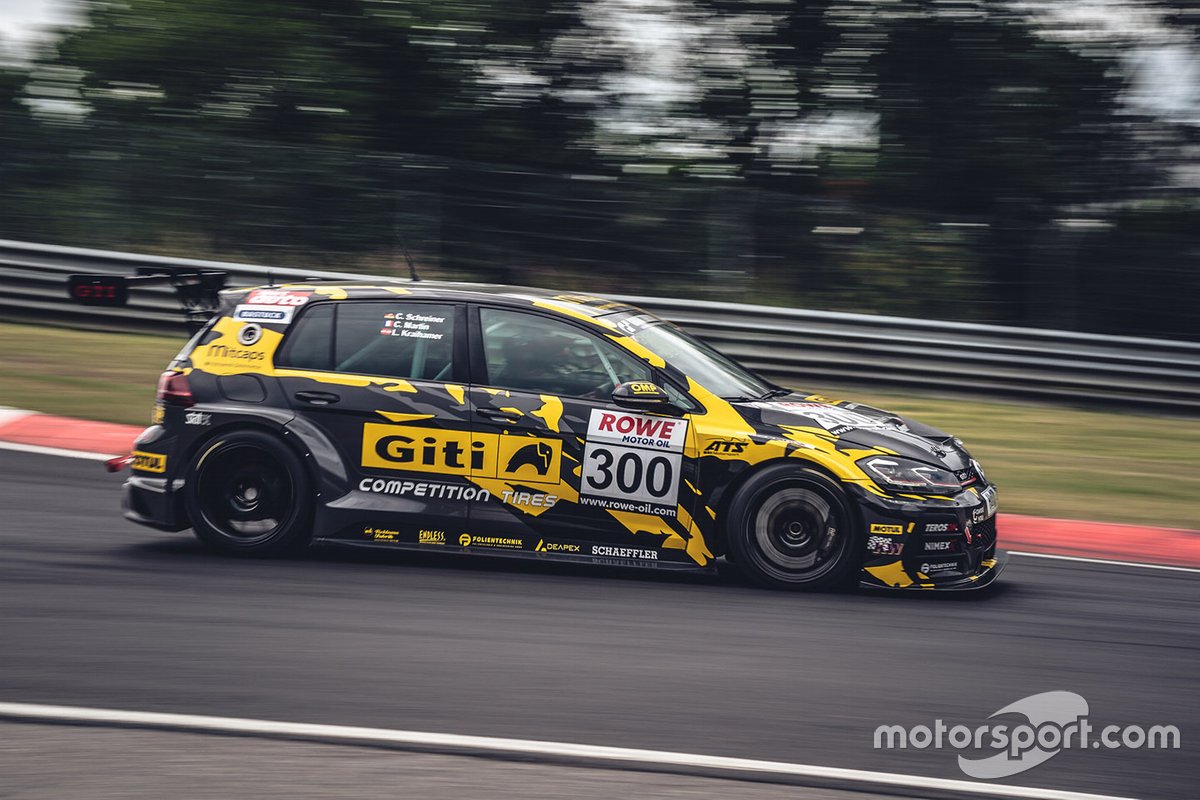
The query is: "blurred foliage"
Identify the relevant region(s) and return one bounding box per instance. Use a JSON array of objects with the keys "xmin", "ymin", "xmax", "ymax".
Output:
[{"xmin": 0, "ymin": 0, "xmax": 1196, "ymax": 338}]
